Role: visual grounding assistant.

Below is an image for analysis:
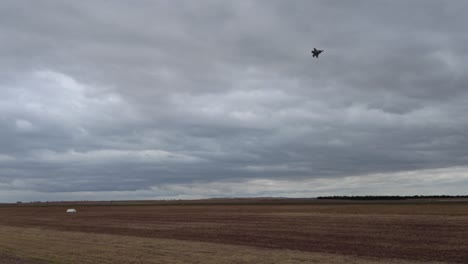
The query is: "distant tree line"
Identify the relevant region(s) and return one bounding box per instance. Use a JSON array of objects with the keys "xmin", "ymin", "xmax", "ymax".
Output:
[{"xmin": 316, "ymin": 195, "xmax": 468, "ymax": 200}]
